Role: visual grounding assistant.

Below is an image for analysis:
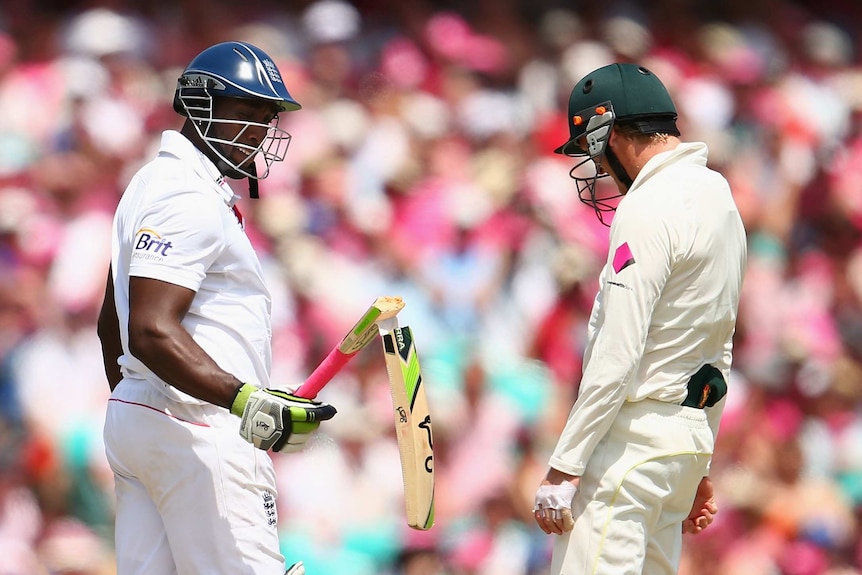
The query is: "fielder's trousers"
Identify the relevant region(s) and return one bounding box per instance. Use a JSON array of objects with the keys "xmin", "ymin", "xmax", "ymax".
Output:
[{"xmin": 552, "ymin": 398, "xmax": 713, "ymax": 575}]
